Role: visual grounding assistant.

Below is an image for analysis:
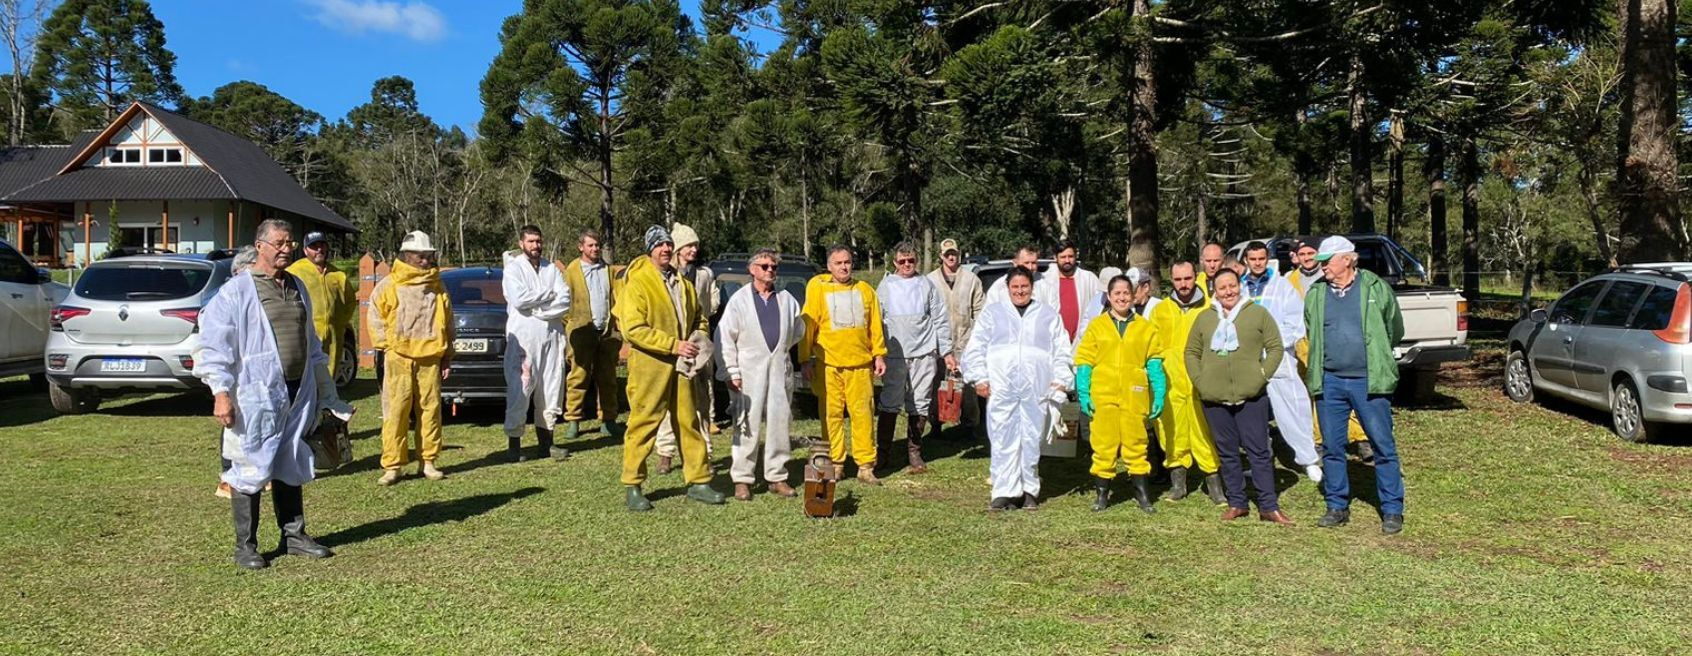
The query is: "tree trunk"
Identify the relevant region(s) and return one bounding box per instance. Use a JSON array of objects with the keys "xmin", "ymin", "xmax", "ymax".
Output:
[
  {"xmin": 1347, "ymin": 52, "xmax": 1375, "ymax": 234},
  {"xmin": 800, "ymin": 174, "xmax": 811, "ymax": 261},
  {"xmin": 1427, "ymin": 134, "xmax": 1449, "ymax": 286},
  {"xmin": 1387, "ymin": 110, "xmax": 1404, "ymax": 241},
  {"xmin": 1125, "ymin": 0, "xmax": 1162, "ymax": 275},
  {"xmin": 1461, "ymin": 135, "xmax": 1480, "ymax": 302},
  {"xmin": 1580, "ymin": 166, "xmax": 1615, "ymax": 265},
  {"xmin": 598, "ymin": 88, "xmax": 616, "ymax": 263},
  {"xmin": 1195, "ymin": 190, "xmax": 1208, "ymax": 252},
  {"xmin": 1294, "ymin": 109, "xmax": 1313, "ymax": 235},
  {"xmin": 1615, "ymin": 0, "xmax": 1686, "ymax": 262}
]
